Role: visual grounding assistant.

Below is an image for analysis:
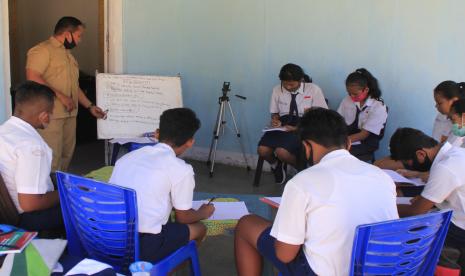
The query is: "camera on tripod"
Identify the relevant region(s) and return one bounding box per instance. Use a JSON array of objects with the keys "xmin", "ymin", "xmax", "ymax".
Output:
[
  {"xmin": 207, "ymin": 81, "xmax": 250, "ymax": 177},
  {"xmin": 222, "ymin": 82, "xmax": 230, "ymax": 96}
]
